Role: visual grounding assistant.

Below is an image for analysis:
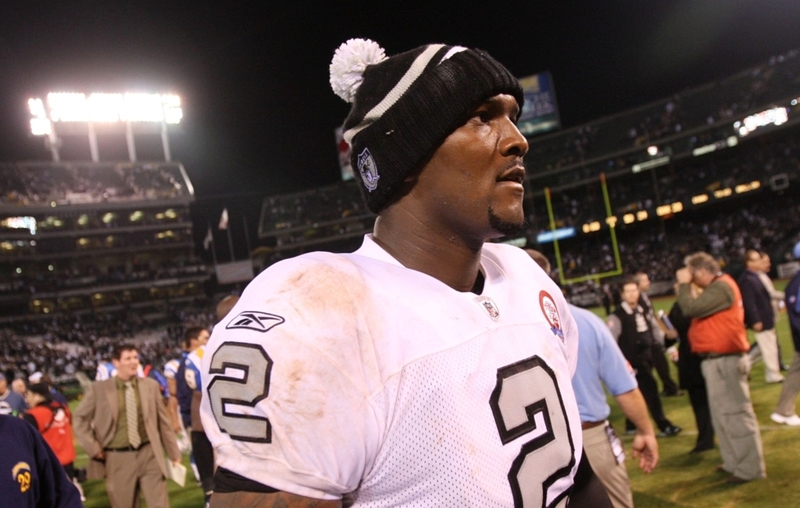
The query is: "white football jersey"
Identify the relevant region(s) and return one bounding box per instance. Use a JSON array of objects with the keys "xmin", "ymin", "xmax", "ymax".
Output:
[
  {"xmin": 163, "ymin": 358, "xmax": 181, "ymax": 380},
  {"xmin": 201, "ymin": 235, "xmax": 581, "ymax": 507}
]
